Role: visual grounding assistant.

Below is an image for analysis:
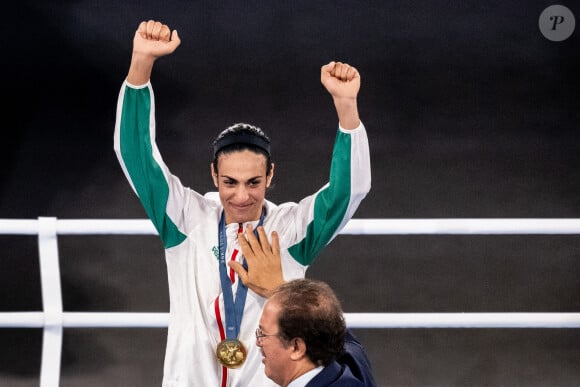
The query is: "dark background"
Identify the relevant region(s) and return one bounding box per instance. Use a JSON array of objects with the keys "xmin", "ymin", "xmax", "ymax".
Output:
[{"xmin": 2, "ymin": 1, "xmax": 579, "ymax": 386}]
